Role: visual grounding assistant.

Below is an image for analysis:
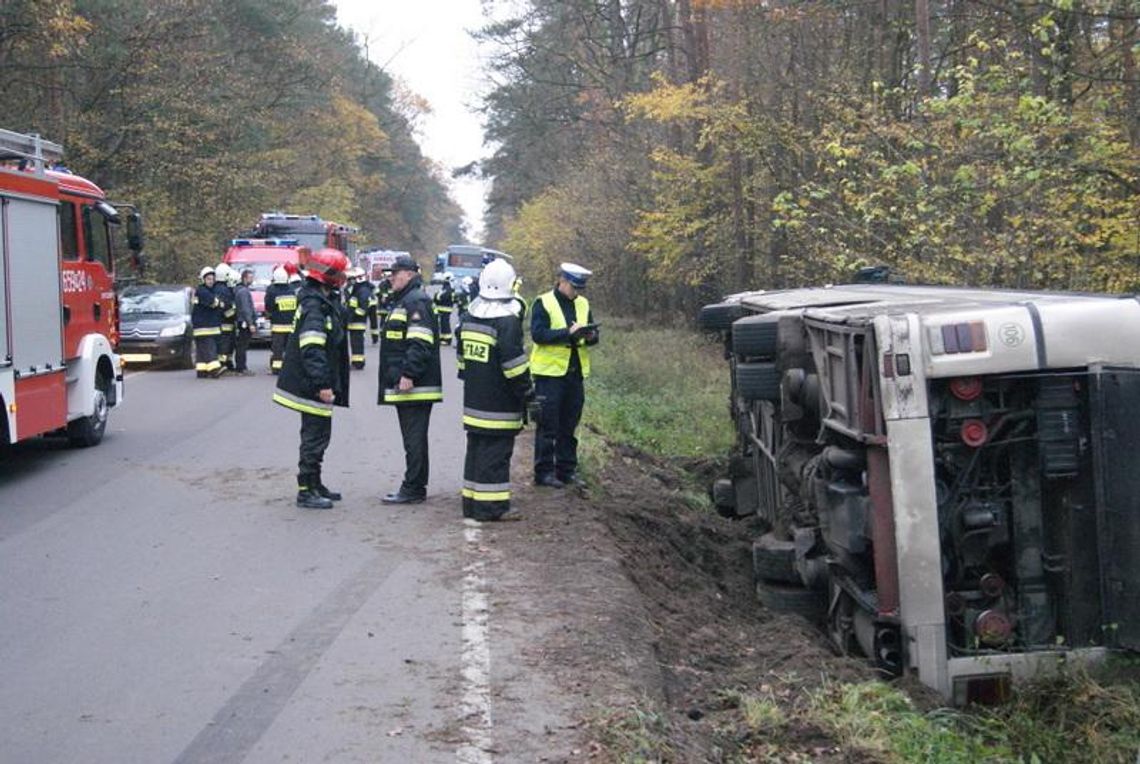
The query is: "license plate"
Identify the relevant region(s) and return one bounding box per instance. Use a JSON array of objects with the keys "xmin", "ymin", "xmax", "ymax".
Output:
[{"xmin": 121, "ymin": 353, "xmax": 153, "ymax": 363}]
